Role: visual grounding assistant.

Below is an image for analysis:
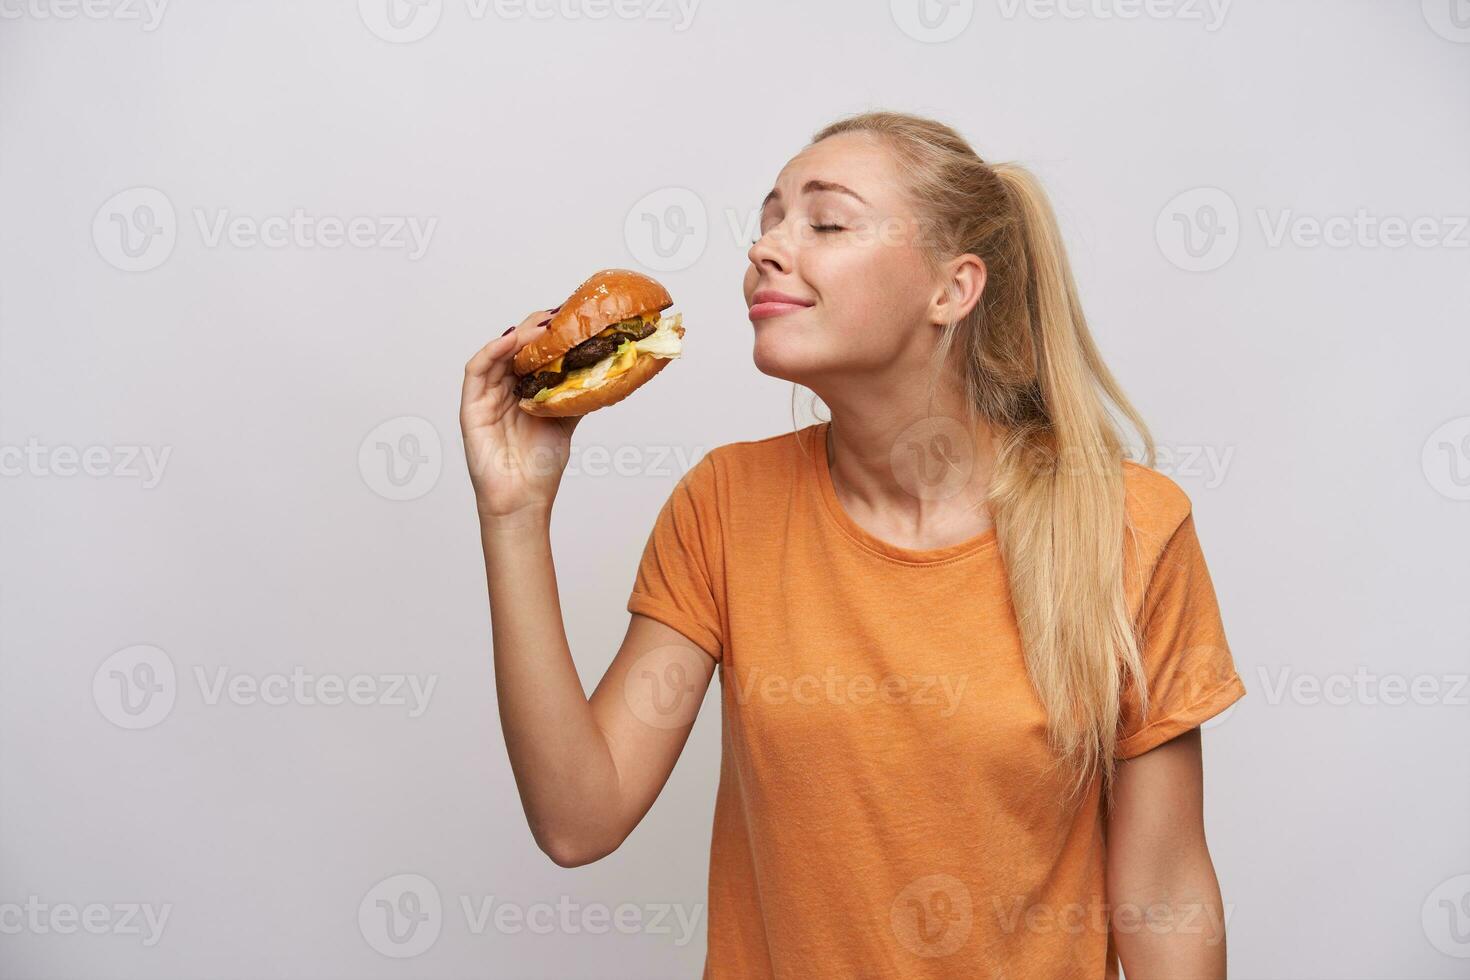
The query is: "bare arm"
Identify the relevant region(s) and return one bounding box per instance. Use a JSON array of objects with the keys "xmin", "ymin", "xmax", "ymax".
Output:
[
  {"xmin": 463, "ymin": 310, "xmax": 715, "ymax": 868},
  {"xmin": 1107, "ymin": 728, "xmax": 1230, "ymax": 979},
  {"xmin": 482, "ymin": 511, "xmax": 715, "ymax": 865}
]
